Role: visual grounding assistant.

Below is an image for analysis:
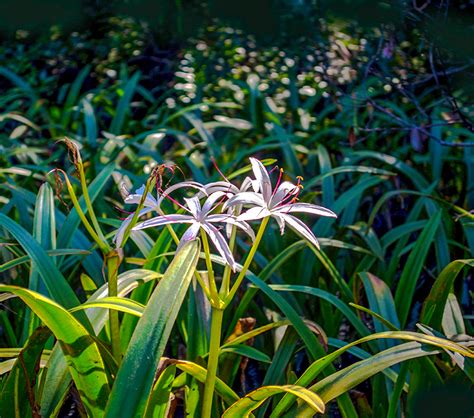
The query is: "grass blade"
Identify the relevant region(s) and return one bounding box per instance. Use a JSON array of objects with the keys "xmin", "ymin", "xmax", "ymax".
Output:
[
  {"xmin": 105, "ymin": 240, "xmax": 200, "ymax": 418},
  {"xmin": 394, "ymin": 212, "xmax": 442, "ymax": 327}
]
